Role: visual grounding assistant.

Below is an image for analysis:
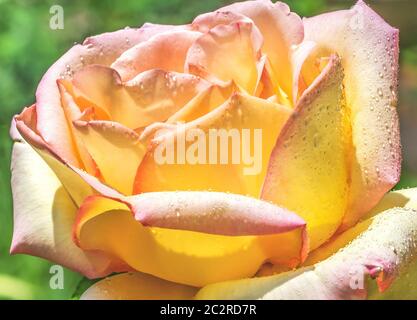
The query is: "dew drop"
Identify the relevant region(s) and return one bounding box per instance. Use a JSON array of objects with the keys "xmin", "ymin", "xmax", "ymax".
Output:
[
  {"xmin": 377, "ymin": 88, "xmax": 383, "ymax": 98},
  {"xmin": 313, "ymin": 133, "xmax": 320, "ymax": 148}
]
